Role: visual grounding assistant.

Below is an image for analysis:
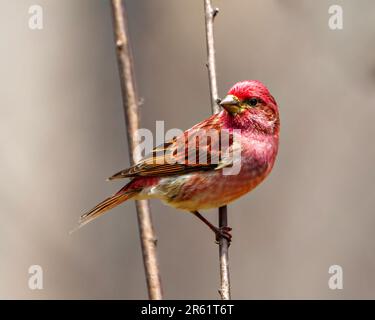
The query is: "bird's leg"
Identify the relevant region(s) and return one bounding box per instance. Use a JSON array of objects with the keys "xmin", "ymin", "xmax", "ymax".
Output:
[{"xmin": 192, "ymin": 211, "xmax": 232, "ymax": 244}]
